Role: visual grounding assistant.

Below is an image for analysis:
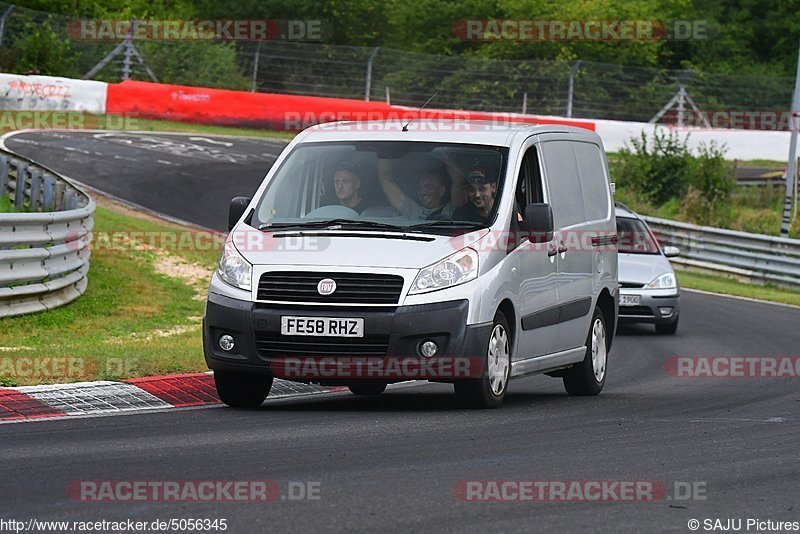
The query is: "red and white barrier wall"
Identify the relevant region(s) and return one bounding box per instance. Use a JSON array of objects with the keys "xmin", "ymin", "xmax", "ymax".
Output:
[
  {"xmin": 0, "ymin": 73, "xmax": 107, "ymax": 113},
  {"xmin": 0, "ymin": 73, "xmax": 793, "ymax": 161}
]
